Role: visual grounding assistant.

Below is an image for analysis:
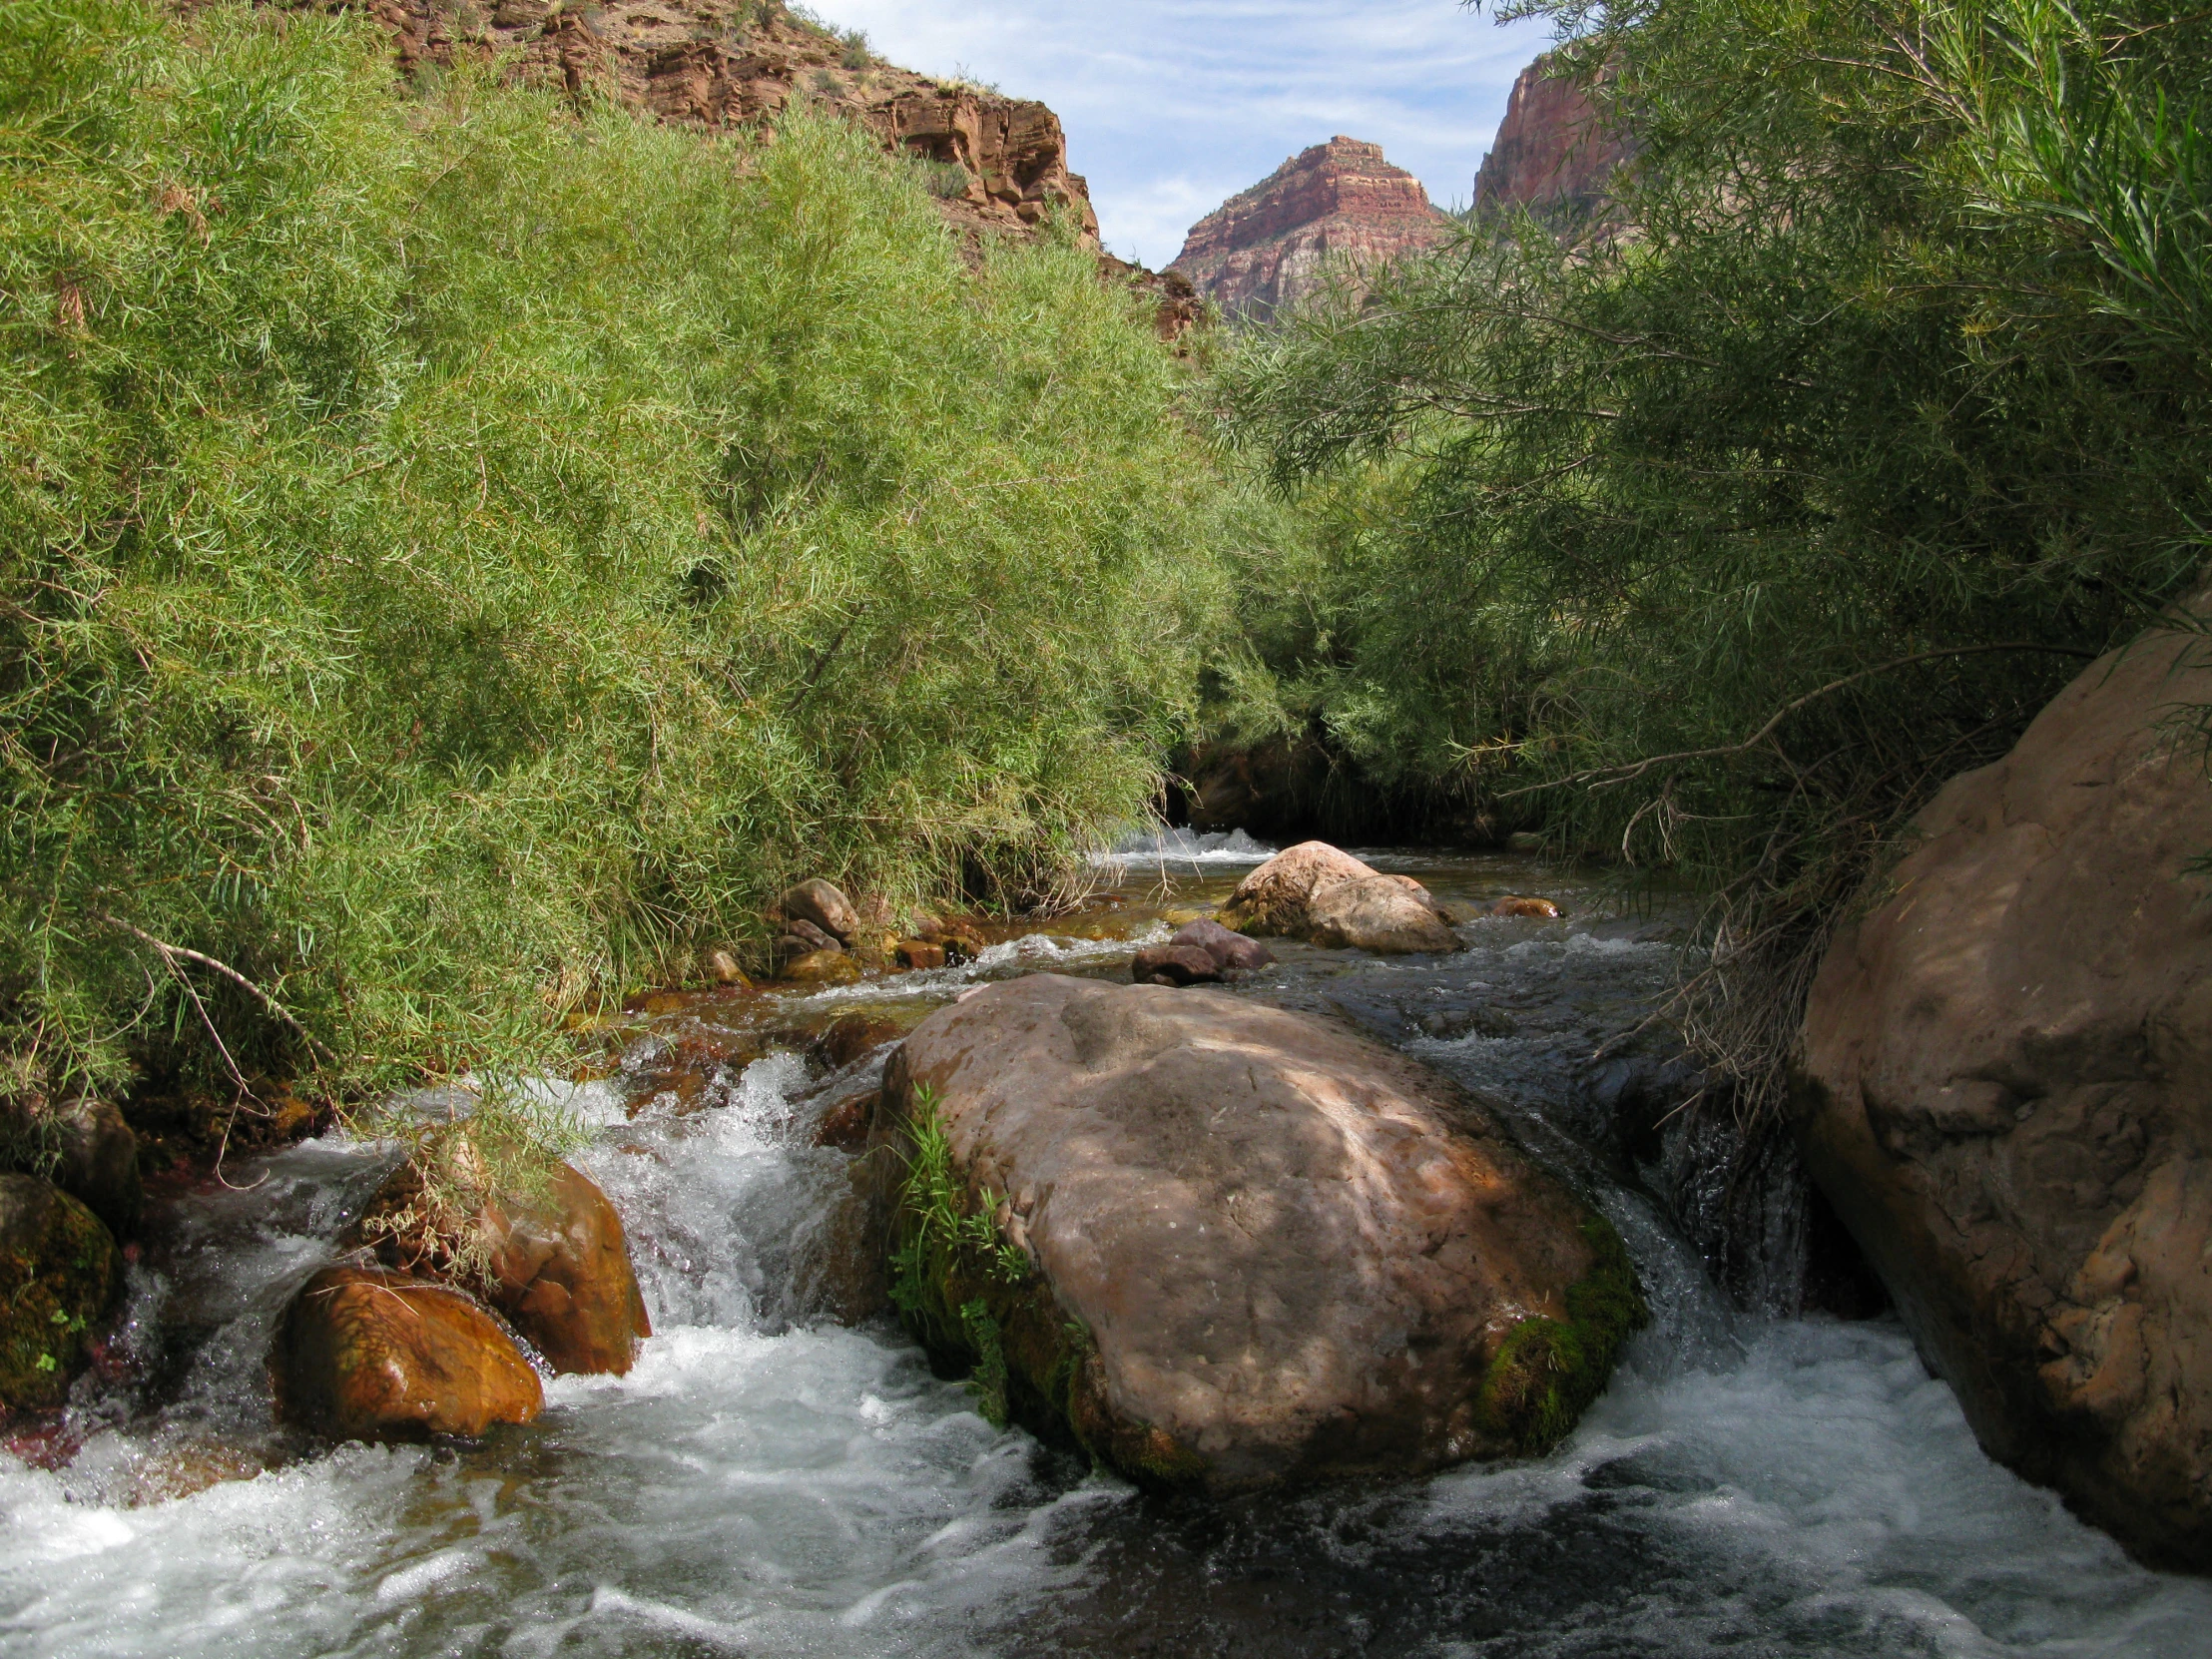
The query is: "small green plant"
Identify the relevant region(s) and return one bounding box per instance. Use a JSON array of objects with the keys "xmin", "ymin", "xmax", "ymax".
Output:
[
  {"xmin": 912, "ymin": 157, "xmax": 971, "ymax": 201},
  {"xmin": 838, "ymin": 29, "xmax": 869, "ymax": 70}
]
